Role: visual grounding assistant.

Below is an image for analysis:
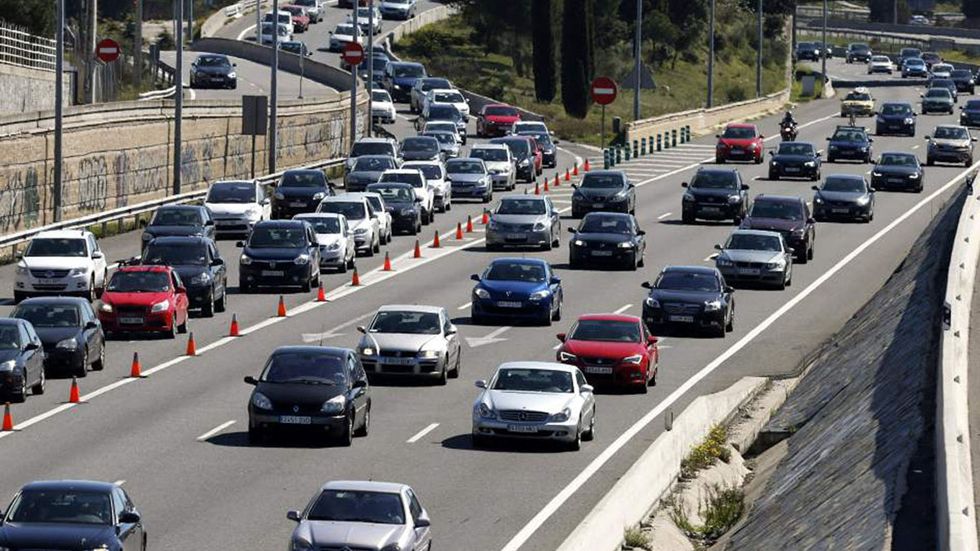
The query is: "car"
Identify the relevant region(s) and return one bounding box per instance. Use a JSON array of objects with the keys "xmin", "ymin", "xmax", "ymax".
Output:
[
  {"xmin": 814, "ymin": 41, "xmax": 833, "ymax": 58},
  {"xmin": 280, "ymin": 40, "xmax": 311, "ymax": 57},
  {"xmin": 875, "ymin": 102, "xmax": 917, "ymax": 136},
  {"xmin": 568, "ymin": 212, "xmax": 646, "ymax": 270},
  {"xmin": 272, "ymin": 169, "xmax": 334, "ymax": 219},
  {"xmin": 14, "ymin": 230, "xmax": 108, "ymax": 303},
  {"xmin": 926, "ymin": 125, "xmax": 976, "ymax": 166},
  {"xmin": 840, "ymin": 87, "xmax": 875, "ymax": 117},
  {"xmin": 715, "ymin": 123, "xmax": 764, "ymax": 164},
  {"xmin": 423, "ymin": 120, "xmax": 465, "ymax": 145},
  {"xmin": 961, "ymin": 99, "xmax": 980, "ymax": 127},
  {"xmin": 189, "ymin": 53, "xmax": 236, "ymax": 89},
  {"xmin": 345, "ymin": 137, "xmax": 400, "ymax": 173},
  {"xmin": 680, "ymin": 167, "xmax": 750, "ymax": 224},
  {"xmin": 470, "ymin": 144, "xmax": 516, "ymax": 191},
  {"xmin": 264, "ymin": 9, "xmax": 295, "ymax": 34},
  {"xmin": 477, "ymin": 104, "xmax": 522, "ymax": 138},
  {"xmin": 383, "ymin": 61, "xmax": 427, "ymax": 102},
  {"xmin": 741, "ymin": 194, "xmax": 815, "ymax": 262},
  {"xmin": 237, "ymin": 220, "xmax": 321, "ymax": 292},
  {"xmin": 446, "ymin": 157, "xmax": 493, "ymax": 203},
  {"xmin": 245, "ymin": 346, "xmax": 370, "ymax": 444},
  {"xmin": 921, "ymin": 87, "xmax": 955, "ymax": 114},
  {"xmin": 400, "ymin": 136, "xmax": 442, "ymax": 162},
  {"xmin": 922, "ymin": 51, "xmax": 942, "ymax": 69},
  {"xmin": 357, "ymin": 192, "xmax": 393, "ymax": 245},
  {"xmin": 767, "ymin": 141, "xmax": 821, "ymax": 181},
  {"xmin": 344, "ymin": 154, "xmax": 399, "ymax": 192},
  {"xmin": 356, "ymin": 305, "xmax": 461, "ymax": 383},
  {"xmin": 470, "ymin": 257, "xmax": 563, "ymax": 326},
  {"xmin": 640, "ymin": 266, "xmax": 734, "ymax": 337},
  {"xmin": 489, "ymin": 136, "xmax": 537, "ymax": 182},
  {"xmin": 556, "ymin": 314, "xmax": 658, "ymax": 391},
  {"xmin": 486, "ymin": 196, "xmax": 562, "ymax": 251},
  {"xmin": 378, "ymin": 168, "xmax": 434, "ymax": 223},
  {"xmin": 517, "ymin": 129, "xmax": 559, "ymax": 168},
  {"xmin": 846, "ymin": 43, "xmax": 872, "ymax": 63},
  {"xmin": 794, "ymin": 42, "xmax": 821, "ymax": 62},
  {"xmin": 367, "ymin": 182, "xmax": 424, "ymax": 235},
  {"xmin": 910, "ymin": 14, "xmax": 931, "ymax": 25},
  {"xmin": 524, "ymin": 135, "xmax": 545, "ymax": 175},
  {"xmin": 714, "ymin": 229, "xmax": 793, "ymax": 290},
  {"xmin": 898, "ymin": 47, "xmax": 923, "ymax": 69},
  {"xmin": 423, "ymin": 88, "xmax": 470, "ymax": 120},
  {"xmin": 0, "ymin": 480, "xmax": 147, "ymax": 550},
  {"xmin": 317, "ymin": 196, "xmax": 382, "ymax": 255},
  {"xmin": 512, "ymin": 121, "xmax": 551, "ymax": 135},
  {"xmin": 0, "ymin": 318, "xmax": 45, "ymax": 402},
  {"xmin": 358, "ymin": 52, "xmax": 390, "ymax": 83},
  {"xmin": 472, "ymin": 361, "xmax": 596, "ymax": 450},
  {"xmin": 293, "ymin": 213, "xmax": 356, "ymax": 273},
  {"xmin": 416, "ymin": 103, "xmax": 466, "ymax": 142},
  {"xmin": 422, "ymin": 130, "xmax": 462, "ymax": 159},
  {"xmin": 826, "ymin": 125, "xmax": 873, "ymax": 163},
  {"xmin": 140, "ymin": 236, "xmax": 228, "ymax": 316},
  {"xmin": 346, "ymin": 5, "xmax": 383, "ymax": 35},
  {"xmin": 401, "ymin": 160, "xmax": 452, "ymax": 212},
  {"xmin": 259, "ymin": 22, "xmax": 291, "ymax": 45},
  {"xmin": 901, "ymin": 57, "xmax": 928, "ymax": 78},
  {"xmin": 140, "ymin": 205, "xmax": 216, "ymax": 247},
  {"xmin": 379, "ymin": 0, "xmax": 418, "ymax": 20},
  {"xmin": 812, "ymin": 174, "xmax": 875, "ymax": 223},
  {"xmin": 204, "ymin": 180, "xmax": 270, "ymax": 237},
  {"xmin": 281, "ymin": 4, "xmax": 310, "ymax": 32},
  {"xmin": 871, "ymin": 152, "xmax": 924, "ymax": 192},
  {"xmin": 930, "ymin": 62, "xmax": 954, "ymax": 80},
  {"xmin": 929, "ymin": 78, "xmax": 959, "ymax": 102},
  {"xmin": 867, "ymin": 55, "xmax": 893, "ymax": 74},
  {"xmin": 286, "ymin": 481, "xmax": 431, "ymax": 551},
  {"xmin": 409, "ymin": 77, "xmax": 454, "ymax": 113},
  {"xmin": 951, "ymin": 69, "xmax": 976, "ymax": 94},
  {"xmin": 570, "ymin": 170, "xmax": 636, "ymax": 217},
  {"xmin": 97, "ymin": 265, "xmax": 190, "ymax": 338},
  {"xmin": 11, "ymin": 297, "xmax": 105, "ymax": 377},
  {"xmin": 292, "ymin": 0, "xmax": 322, "ymax": 23},
  {"xmin": 328, "ymin": 22, "xmax": 363, "ymax": 52},
  {"xmin": 370, "ymin": 89, "xmax": 396, "ymax": 123}
]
